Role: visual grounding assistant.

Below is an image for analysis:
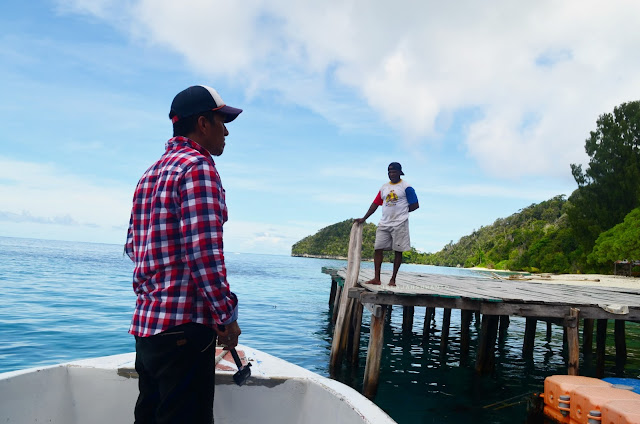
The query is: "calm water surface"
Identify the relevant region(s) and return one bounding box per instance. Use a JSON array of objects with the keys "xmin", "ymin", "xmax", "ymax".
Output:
[{"xmin": 1, "ymin": 236, "xmax": 638, "ymax": 423}]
